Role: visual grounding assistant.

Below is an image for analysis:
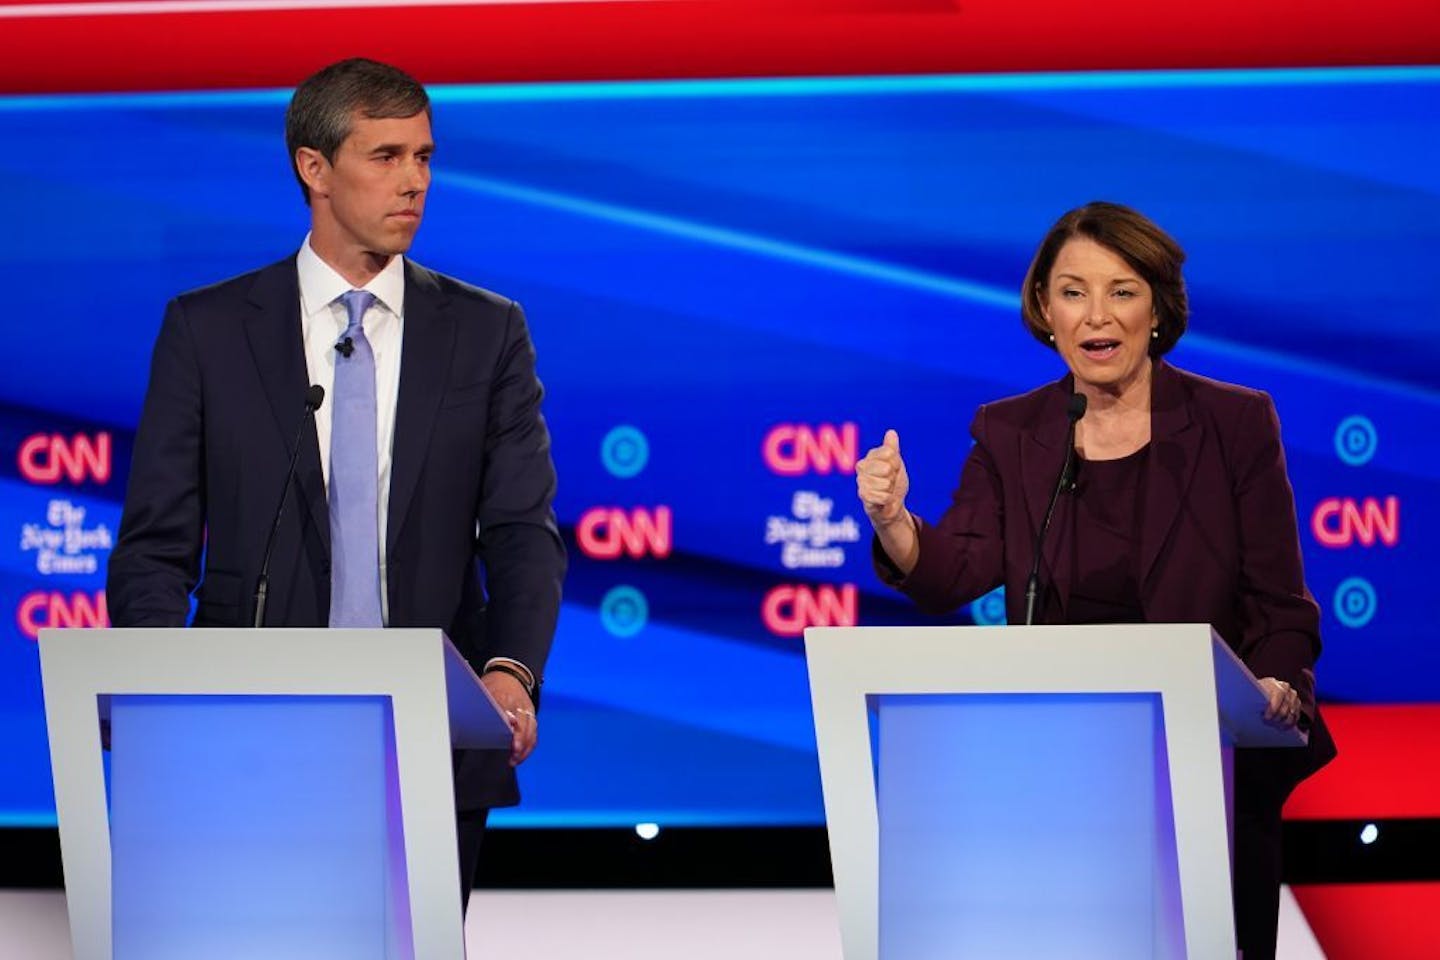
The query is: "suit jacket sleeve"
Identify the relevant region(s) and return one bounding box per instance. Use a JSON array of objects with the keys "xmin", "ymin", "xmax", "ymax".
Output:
[
  {"xmin": 1230, "ymin": 390, "xmax": 1323, "ymax": 714},
  {"xmin": 475, "ymin": 301, "xmax": 566, "ymax": 678},
  {"xmin": 873, "ymin": 405, "xmax": 1006, "ymax": 613},
  {"xmin": 107, "ymin": 298, "xmax": 206, "ymax": 627}
]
